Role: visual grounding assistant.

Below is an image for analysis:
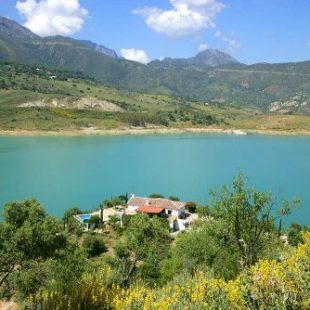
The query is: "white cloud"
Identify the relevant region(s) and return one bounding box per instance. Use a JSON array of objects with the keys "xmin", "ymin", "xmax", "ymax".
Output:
[
  {"xmin": 16, "ymin": 0, "xmax": 88, "ymax": 36},
  {"xmin": 120, "ymin": 48, "xmax": 150, "ymax": 64},
  {"xmin": 198, "ymin": 43, "xmax": 209, "ymax": 52},
  {"xmin": 133, "ymin": 0, "xmax": 225, "ymax": 38},
  {"xmin": 215, "ymin": 30, "xmax": 240, "ymax": 52}
]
